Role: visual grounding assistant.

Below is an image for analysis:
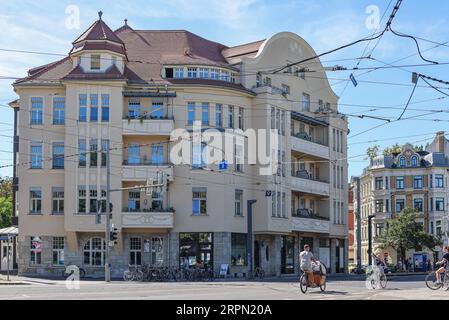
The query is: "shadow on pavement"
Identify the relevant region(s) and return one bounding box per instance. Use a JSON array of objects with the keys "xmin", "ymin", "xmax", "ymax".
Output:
[{"xmin": 308, "ymin": 290, "xmax": 349, "ymax": 295}]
